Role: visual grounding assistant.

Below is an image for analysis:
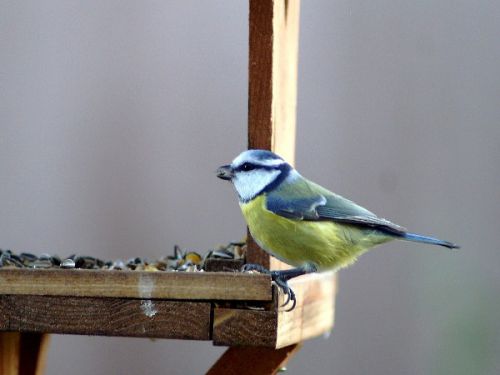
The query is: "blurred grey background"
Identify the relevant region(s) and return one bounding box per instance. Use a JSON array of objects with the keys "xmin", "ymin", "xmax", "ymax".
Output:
[{"xmin": 1, "ymin": 1, "xmax": 499, "ymax": 374}]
